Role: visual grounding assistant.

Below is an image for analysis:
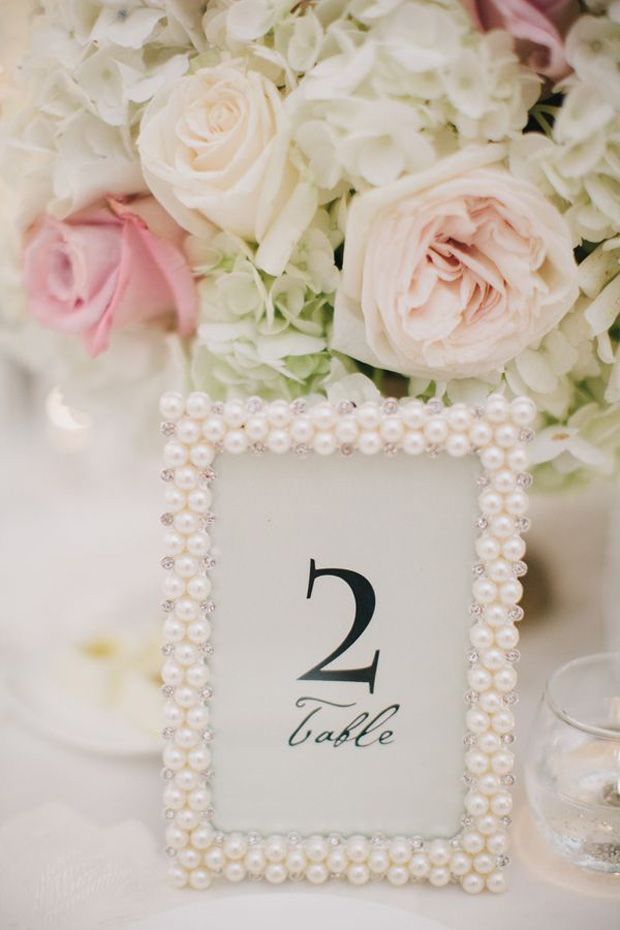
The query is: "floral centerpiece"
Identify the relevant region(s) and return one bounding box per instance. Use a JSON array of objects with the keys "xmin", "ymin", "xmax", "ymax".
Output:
[{"xmin": 1, "ymin": 0, "xmax": 619, "ymax": 487}]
